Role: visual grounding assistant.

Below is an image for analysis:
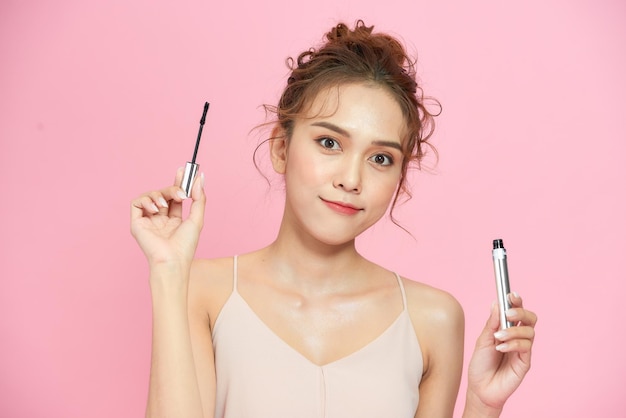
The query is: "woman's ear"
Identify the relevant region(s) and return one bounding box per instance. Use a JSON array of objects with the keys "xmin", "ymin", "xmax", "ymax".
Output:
[{"xmin": 269, "ymin": 125, "xmax": 288, "ymax": 174}]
